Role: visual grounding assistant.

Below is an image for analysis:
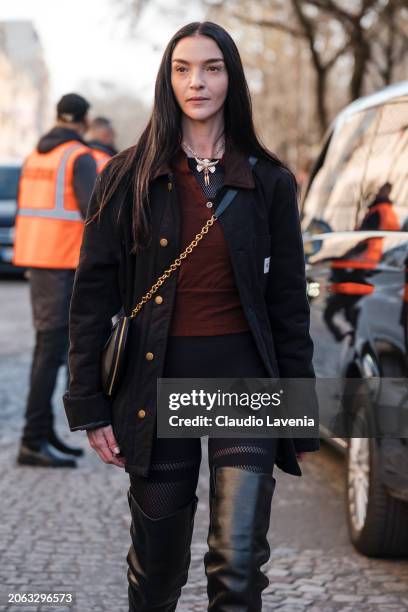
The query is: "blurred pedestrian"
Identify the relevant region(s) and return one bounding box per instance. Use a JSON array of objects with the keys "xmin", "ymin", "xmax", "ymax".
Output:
[
  {"xmin": 14, "ymin": 93, "xmax": 97, "ymax": 468},
  {"xmin": 63, "ymin": 22, "xmax": 318, "ymax": 611},
  {"xmin": 86, "ymin": 116, "xmax": 117, "ymax": 172},
  {"xmin": 358, "ymin": 182, "xmax": 398, "ymax": 232}
]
